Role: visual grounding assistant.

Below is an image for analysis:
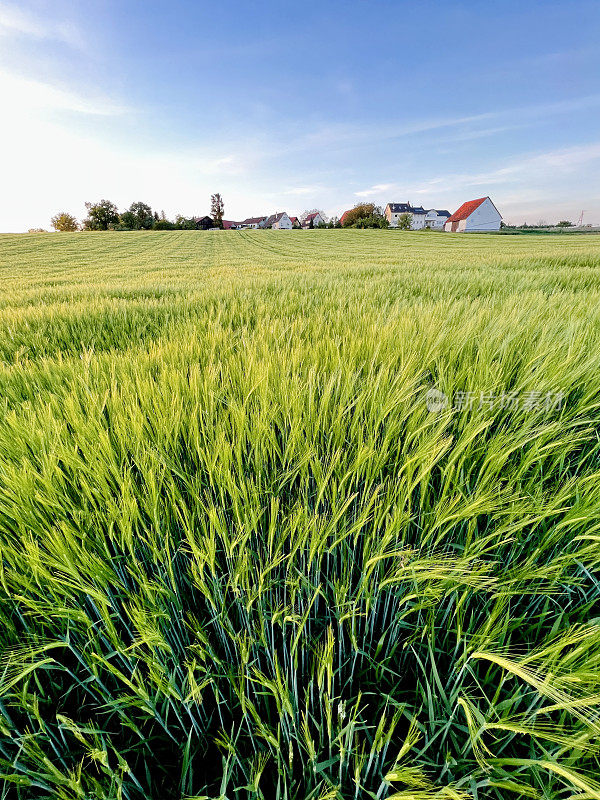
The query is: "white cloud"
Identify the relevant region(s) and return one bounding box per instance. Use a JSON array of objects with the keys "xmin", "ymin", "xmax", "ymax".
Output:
[
  {"xmin": 354, "ymin": 183, "xmax": 394, "ymax": 198},
  {"xmin": 283, "ymin": 186, "xmax": 325, "ymax": 195},
  {"xmin": 0, "ymin": 69, "xmax": 129, "ymax": 116},
  {"xmin": 0, "ymin": 2, "xmax": 82, "ymax": 47},
  {"xmin": 351, "ymin": 142, "xmax": 600, "ymax": 224}
]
